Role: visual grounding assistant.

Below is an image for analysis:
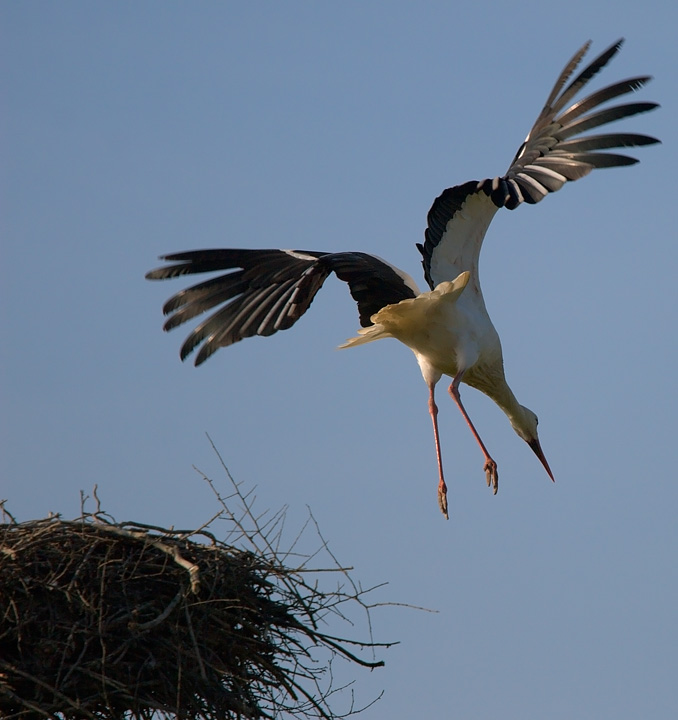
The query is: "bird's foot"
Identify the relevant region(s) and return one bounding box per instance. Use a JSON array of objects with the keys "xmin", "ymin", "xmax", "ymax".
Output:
[
  {"xmin": 484, "ymin": 459, "xmax": 498, "ymax": 495},
  {"xmin": 437, "ymin": 480, "xmax": 449, "ymax": 520}
]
